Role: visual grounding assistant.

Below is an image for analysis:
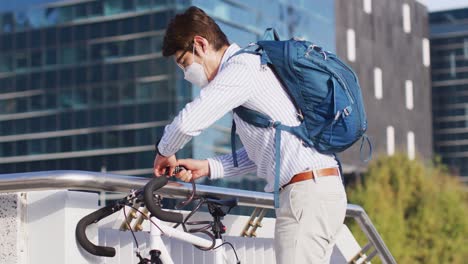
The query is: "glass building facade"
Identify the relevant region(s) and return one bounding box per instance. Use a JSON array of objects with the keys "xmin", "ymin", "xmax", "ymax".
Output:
[
  {"xmin": 0, "ymin": 0, "xmax": 335, "ymax": 191},
  {"xmin": 0, "ymin": 0, "xmax": 192, "ymax": 176},
  {"xmin": 430, "ymin": 8, "xmax": 468, "ymax": 179}
]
